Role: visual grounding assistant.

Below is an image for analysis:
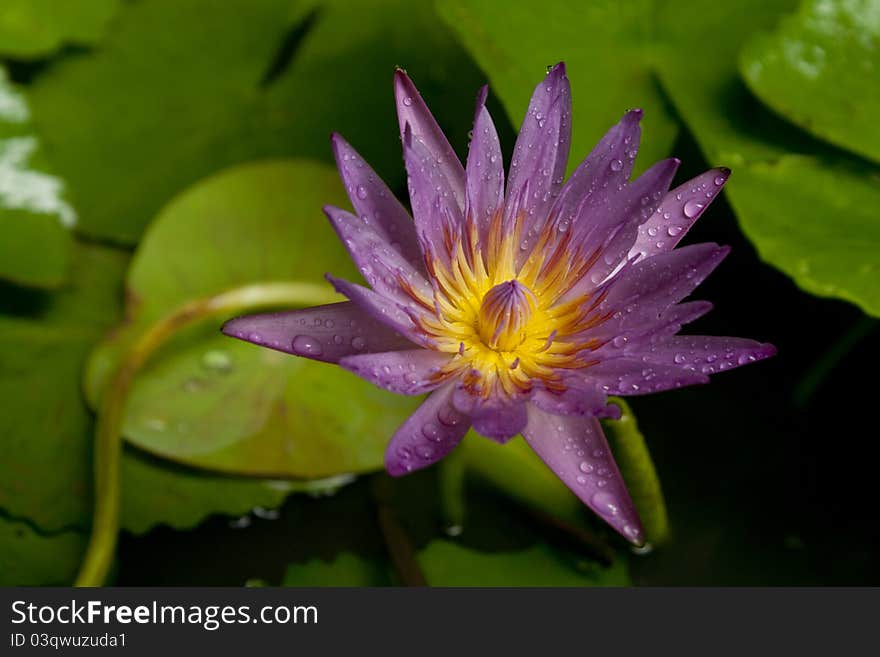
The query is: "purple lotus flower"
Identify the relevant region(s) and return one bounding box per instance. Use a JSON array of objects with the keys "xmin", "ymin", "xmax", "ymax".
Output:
[{"xmin": 223, "ymin": 63, "xmax": 775, "ymax": 545}]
